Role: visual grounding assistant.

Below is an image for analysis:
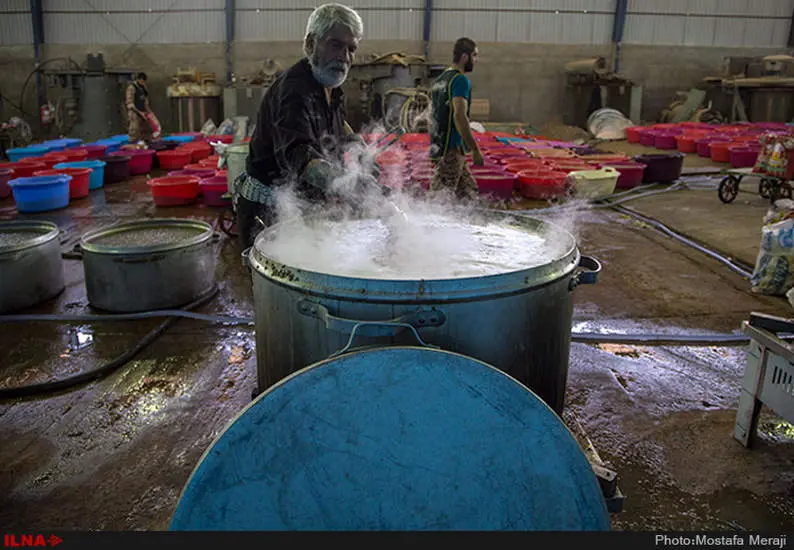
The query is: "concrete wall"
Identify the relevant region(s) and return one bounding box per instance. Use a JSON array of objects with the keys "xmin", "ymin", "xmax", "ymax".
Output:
[{"xmin": 0, "ymin": 40, "xmax": 790, "ymax": 136}]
